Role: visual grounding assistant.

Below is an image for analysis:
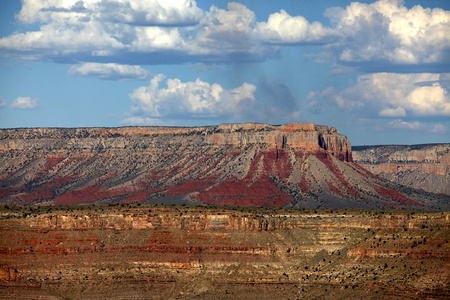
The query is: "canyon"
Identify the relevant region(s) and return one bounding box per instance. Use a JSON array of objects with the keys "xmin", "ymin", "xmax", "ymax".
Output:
[
  {"xmin": 0, "ymin": 123, "xmax": 448, "ymax": 210},
  {"xmin": 0, "ymin": 205, "xmax": 448, "ymax": 299},
  {"xmin": 1, "ymin": 123, "xmax": 449, "ymax": 299},
  {"xmin": 353, "ymin": 144, "xmax": 450, "ymax": 196}
]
